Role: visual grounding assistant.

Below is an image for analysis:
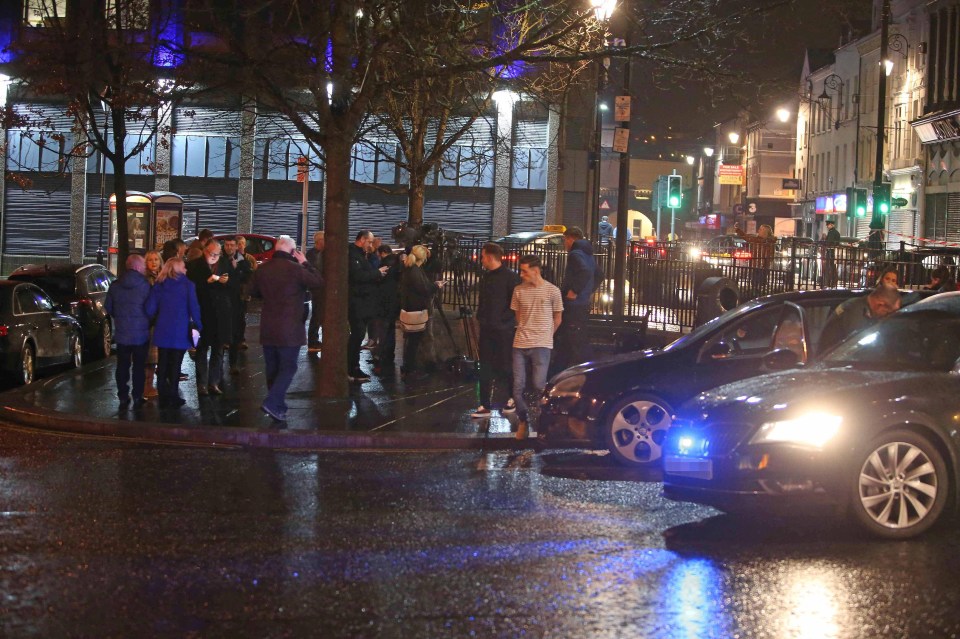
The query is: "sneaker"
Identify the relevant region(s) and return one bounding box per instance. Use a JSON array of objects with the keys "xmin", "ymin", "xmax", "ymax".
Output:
[
  {"xmin": 471, "ymin": 406, "xmax": 492, "ymax": 418},
  {"xmin": 501, "ymin": 399, "xmax": 516, "ymax": 414},
  {"xmin": 349, "ymin": 370, "xmax": 371, "ymax": 382},
  {"xmin": 516, "ymin": 420, "xmax": 529, "ymax": 440}
]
